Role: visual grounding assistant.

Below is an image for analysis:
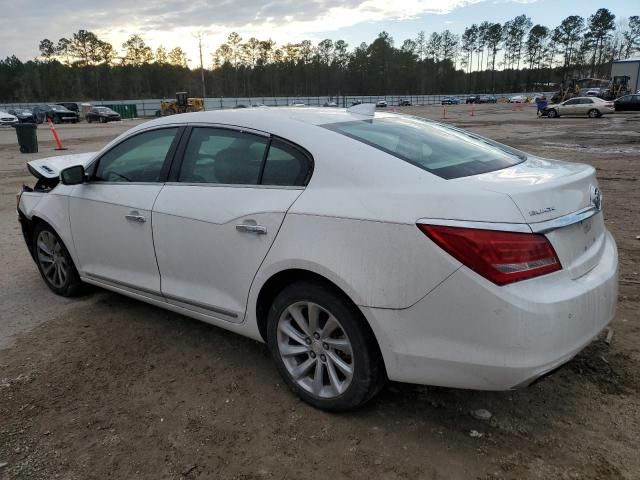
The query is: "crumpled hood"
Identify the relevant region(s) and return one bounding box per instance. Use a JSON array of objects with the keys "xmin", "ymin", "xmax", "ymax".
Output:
[{"xmin": 27, "ymin": 152, "xmax": 97, "ymax": 179}]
